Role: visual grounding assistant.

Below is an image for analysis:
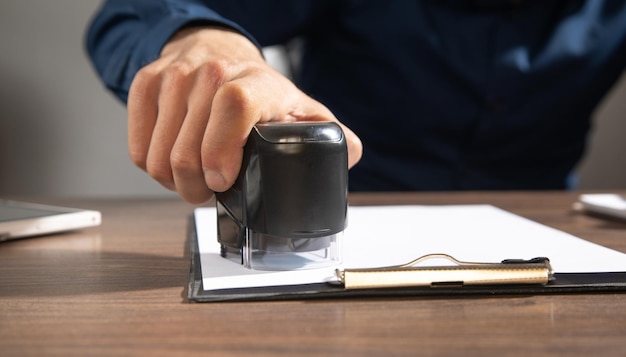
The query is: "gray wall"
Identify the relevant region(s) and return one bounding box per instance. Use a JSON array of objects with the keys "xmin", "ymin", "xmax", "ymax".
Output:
[
  {"xmin": 0, "ymin": 1, "xmax": 624, "ymax": 198},
  {"xmin": 578, "ymin": 74, "xmax": 626, "ymax": 189},
  {"xmin": 0, "ymin": 0, "xmax": 172, "ymax": 198}
]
